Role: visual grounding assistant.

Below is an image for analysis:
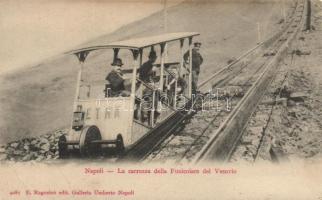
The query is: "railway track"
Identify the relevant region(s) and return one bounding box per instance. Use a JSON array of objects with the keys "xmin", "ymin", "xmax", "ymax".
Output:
[
  {"xmin": 193, "ymin": 0, "xmax": 307, "ymax": 163},
  {"xmin": 231, "ymin": 1, "xmax": 312, "ymax": 163},
  {"xmin": 118, "ymin": 0, "xmax": 307, "ymax": 163},
  {"xmin": 229, "ymin": 67, "xmax": 290, "ymax": 163}
]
